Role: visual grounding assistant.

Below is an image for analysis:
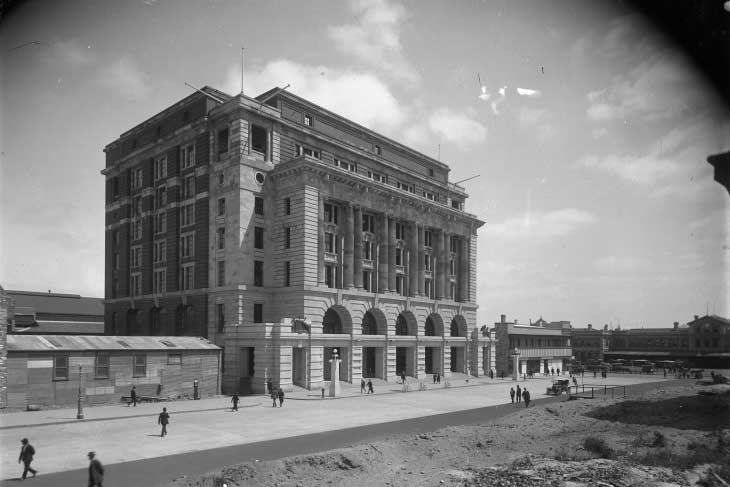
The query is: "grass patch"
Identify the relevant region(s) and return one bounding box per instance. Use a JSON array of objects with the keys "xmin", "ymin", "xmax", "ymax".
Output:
[
  {"xmin": 635, "ymin": 434, "xmax": 729, "ymax": 472},
  {"xmin": 583, "ymin": 436, "xmax": 614, "ymax": 459}
]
